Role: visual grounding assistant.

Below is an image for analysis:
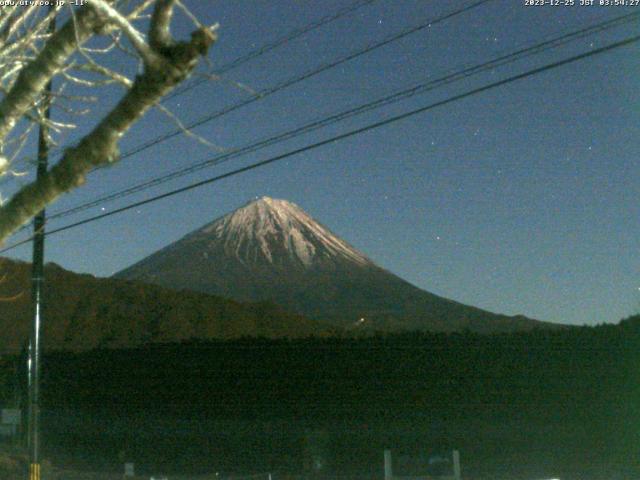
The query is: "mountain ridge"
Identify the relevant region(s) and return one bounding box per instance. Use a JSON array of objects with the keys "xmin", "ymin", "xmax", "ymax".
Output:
[
  {"xmin": 116, "ymin": 197, "xmax": 560, "ymax": 333},
  {"xmin": 119, "ymin": 197, "xmax": 374, "ymax": 275},
  {"xmin": 0, "ymin": 257, "xmax": 334, "ymax": 353}
]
